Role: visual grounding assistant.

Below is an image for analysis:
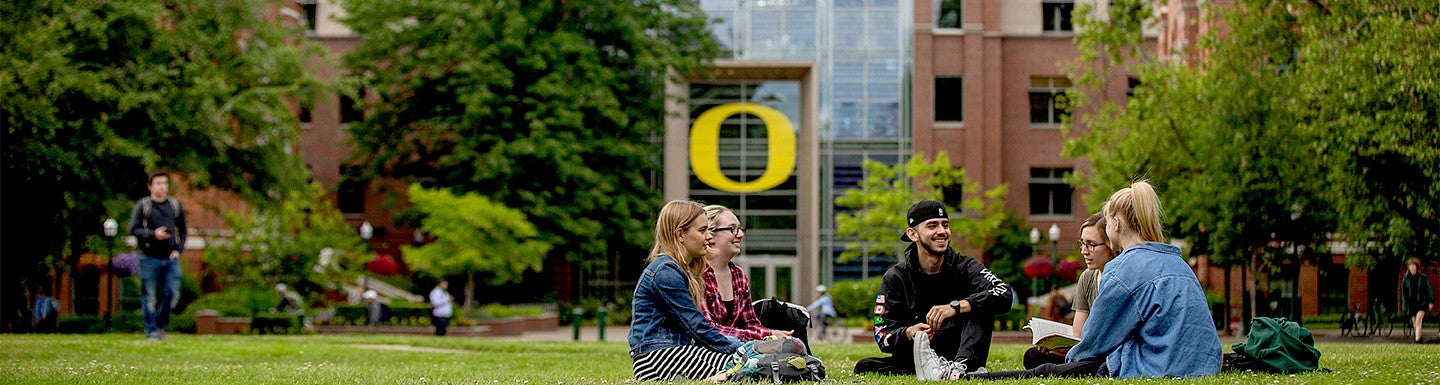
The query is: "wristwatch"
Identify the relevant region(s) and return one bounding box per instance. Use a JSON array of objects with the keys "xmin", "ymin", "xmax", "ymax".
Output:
[{"xmin": 949, "ymin": 300, "xmax": 961, "ymax": 309}]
